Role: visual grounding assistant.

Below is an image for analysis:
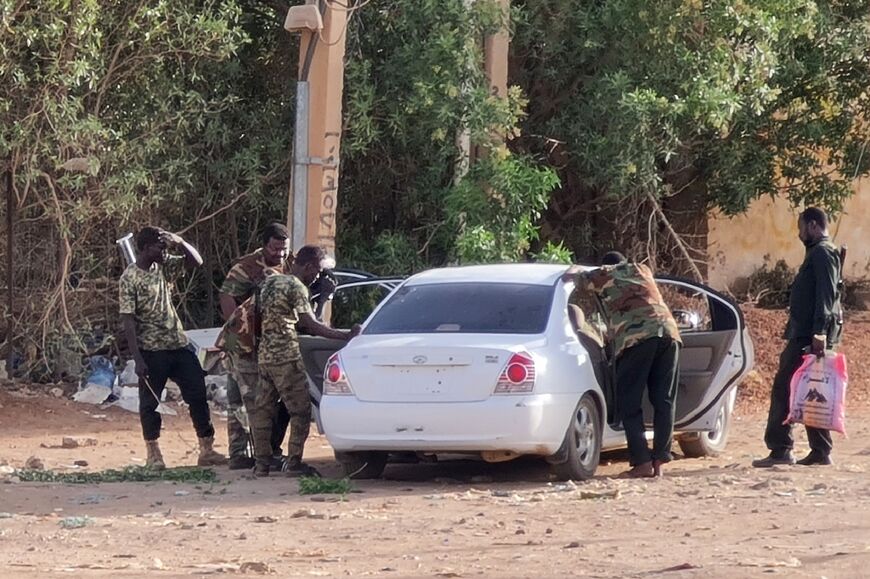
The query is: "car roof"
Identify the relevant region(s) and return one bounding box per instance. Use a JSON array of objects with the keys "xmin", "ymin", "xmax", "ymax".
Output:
[{"xmin": 405, "ymin": 263, "xmax": 576, "ymax": 286}]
